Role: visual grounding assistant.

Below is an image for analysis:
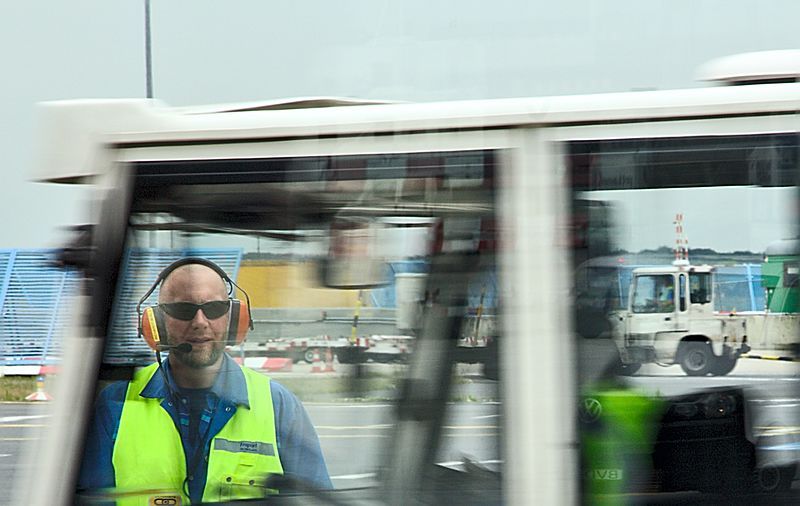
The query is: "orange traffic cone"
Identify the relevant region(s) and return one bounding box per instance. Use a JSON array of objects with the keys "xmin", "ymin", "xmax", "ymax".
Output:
[
  {"xmin": 324, "ymin": 348, "xmax": 335, "ymax": 373},
  {"xmin": 311, "ymin": 349, "xmax": 322, "ymax": 373},
  {"xmin": 25, "ymin": 375, "xmax": 52, "ymax": 401}
]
